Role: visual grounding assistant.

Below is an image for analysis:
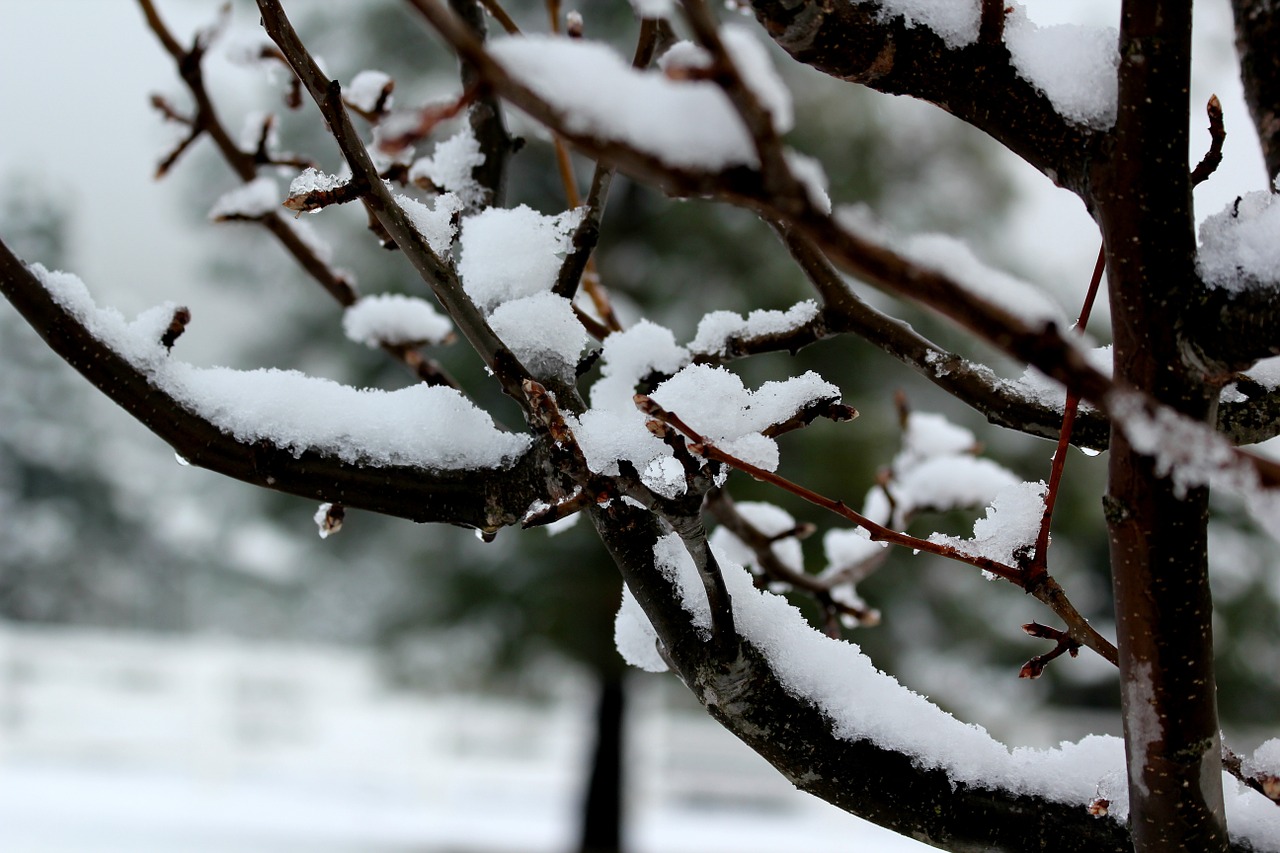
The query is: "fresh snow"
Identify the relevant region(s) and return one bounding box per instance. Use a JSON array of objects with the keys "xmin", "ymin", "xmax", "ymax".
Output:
[
  {"xmin": 208, "ymin": 176, "xmax": 279, "ymax": 220},
  {"xmin": 457, "ymin": 204, "xmax": 583, "ymax": 313},
  {"xmin": 928, "ymin": 480, "xmax": 1046, "ymax": 567},
  {"xmin": 1199, "ymin": 187, "xmax": 1280, "ymax": 292},
  {"xmin": 490, "ymin": 36, "xmax": 758, "ymax": 171},
  {"xmin": 346, "ymin": 69, "xmax": 393, "ymax": 113},
  {"xmin": 30, "ymin": 265, "xmax": 528, "ymax": 470},
  {"xmin": 709, "ymin": 501, "xmax": 806, "ymax": 576},
  {"xmin": 409, "ymin": 125, "xmax": 488, "ymax": 208},
  {"xmin": 342, "ymin": 293, "xmax": 454, "ymax": 348},
  {"xmin": 1005, "ymin": 7, "xmax": 1119, "ymax": 128},
  {"xmin": 487, "ymin": 291, "xmax": 587, "ymax": 381},
  {"xmin": 871, "ymin": 0, "xmax": 980, "ymax": 49},
  {"xmin": 288, "ymin": 166, "xmax": 344, "ymax": 200},
  {"xmin": 689, "ymin": 301, "xmax": 819, "ymax": 357},
  {"xmin": 397, "ymin": 190, "xmax": 463, "ymax": 256},
  {"xmin": 838, "ymin": 205, "xmax": 1065, "ymax": 327},
  {"xmin": 616, "ymin": 535, "xmax": 1280, "ymax": 846}
]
